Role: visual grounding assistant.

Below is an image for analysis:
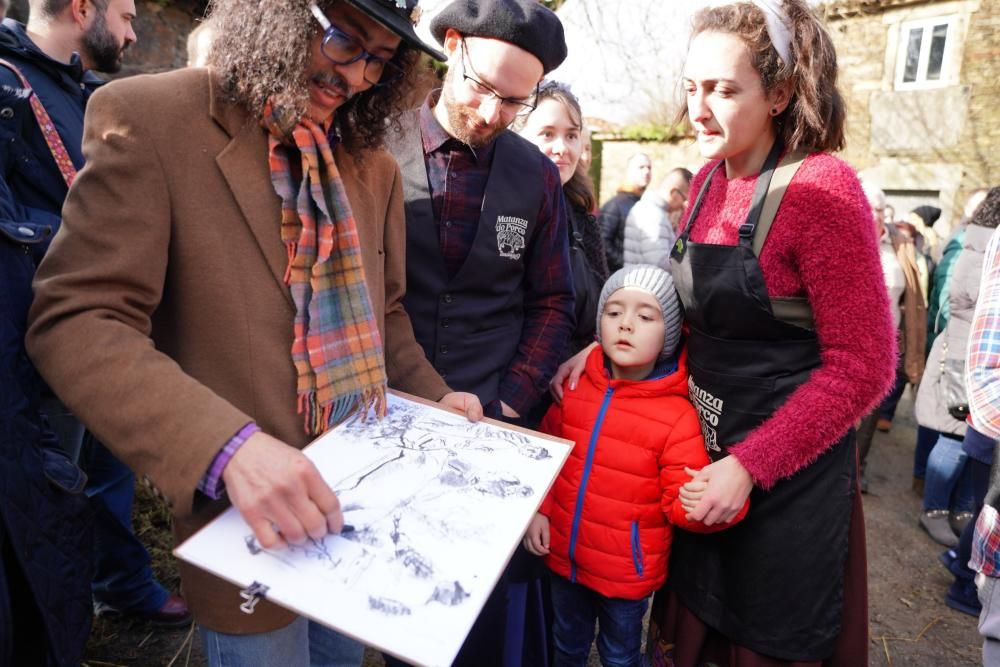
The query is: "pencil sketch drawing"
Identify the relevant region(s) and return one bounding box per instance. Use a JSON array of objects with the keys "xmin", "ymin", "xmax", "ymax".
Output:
[{"xmin": 175, "ymin": 392, "xmax": 571, "ymax": 667}]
